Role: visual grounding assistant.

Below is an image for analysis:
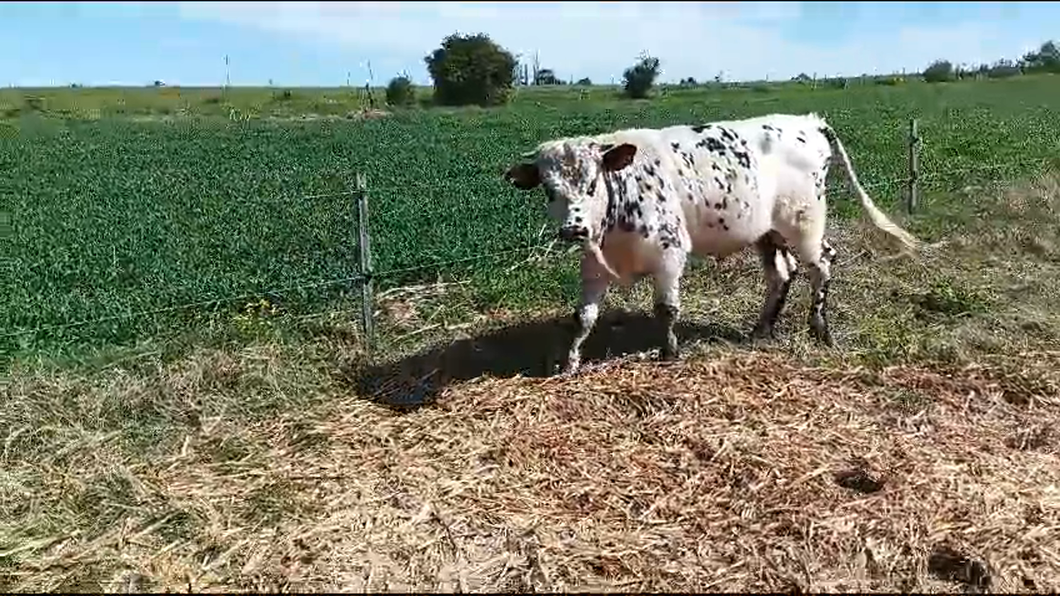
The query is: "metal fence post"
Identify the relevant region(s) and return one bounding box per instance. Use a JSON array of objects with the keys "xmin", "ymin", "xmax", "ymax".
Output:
[
  {"xmin": 907, "ymin": 118, "xmax": 919, "ymax": 214},
  {"xmin": 355, "ymin": 173, "xmax": 375, "ymax": 354}
]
